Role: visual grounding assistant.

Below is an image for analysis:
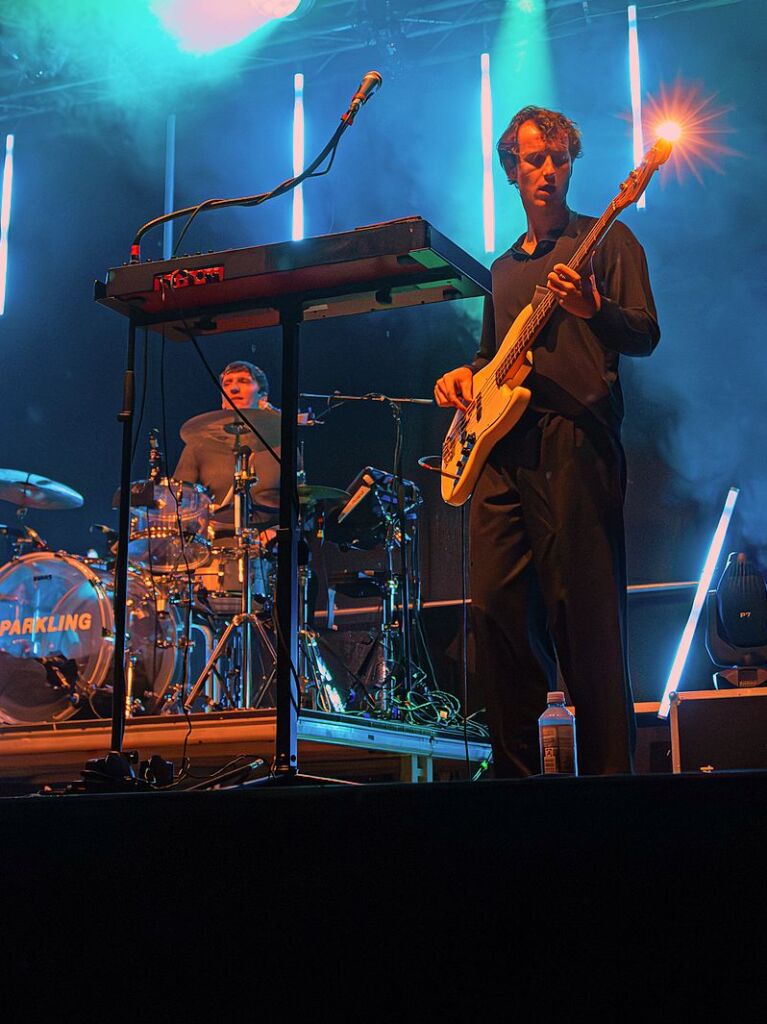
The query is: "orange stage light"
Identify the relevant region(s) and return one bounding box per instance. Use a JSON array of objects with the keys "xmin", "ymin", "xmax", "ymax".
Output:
[
  {"xmin": 656, "ymin": 120, "xmax": 682, "ymax": 143},
  {"xmin": 643, "ymin": 79, "xmax": 739, "ymax": 184}
]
